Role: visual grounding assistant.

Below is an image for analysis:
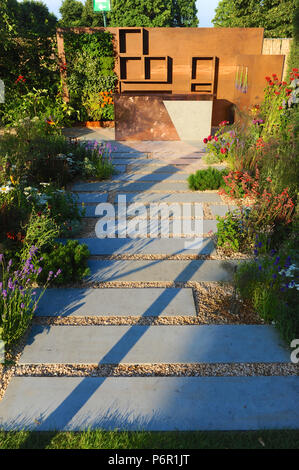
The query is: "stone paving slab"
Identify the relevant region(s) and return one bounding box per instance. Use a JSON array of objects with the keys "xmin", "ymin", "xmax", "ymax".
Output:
[
  {"xmin": 35, "ymin": 288, "xmax": 196, "ymax": 317},
  {"xmin": 73, "ymin": 175, "xmax": 190, "ymax": 190},
  {"xmin": 76, "ymin": 193, "xmax": 108, "ymax": 203},
  {"xmin": 210, "ymin": 205, "xmax": 239, "ymax": 218},
  {"xmin": 128, "ymin": 165, "xmax": 189, "ymax": 173},
  {"xmin": 19, "ymin": 325, "xmax": 291, "ymax": 365},
  {"xmin": 70, "ymin": 238, "xmax": 216, "ymax": 255},
  {"xmin": 114, "ymin": 165, "xmax": 127, "ymax": 173},
  {"xmin": 112, "ymin": 158, "xmax": 152, "ymax": 165},
  {"xmin": 112, "ymin": 172, "xmax": 191, "ymax": 182},
  {"xmin": 113, "ymin": 192, "xmax": 222, "ymax": 204},
  {"xmin": 81, "ymin": 208, "xmax": 218, "ymax": 232},
  {"xmin": 0, "ymin": 376, "xmax": 298, "ymax": 430},
  {"xmin": 111, "ymin": 152, "xmax": 149, "ymax": 158},
  {"xmin": 87, "ymin": 259, "xmax": 238, "ymax": 282},
  {"xmin": 86, "ymin": 220, "xmax": 217, "ymax": 237},
  {"xmin": 74, "ymin": 183, "xmax": 189, "ymax": 198}
]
